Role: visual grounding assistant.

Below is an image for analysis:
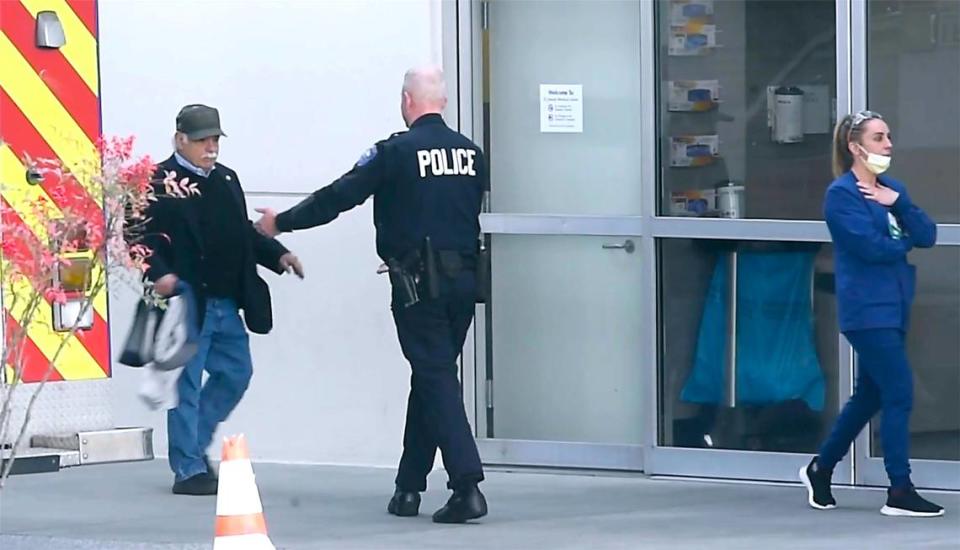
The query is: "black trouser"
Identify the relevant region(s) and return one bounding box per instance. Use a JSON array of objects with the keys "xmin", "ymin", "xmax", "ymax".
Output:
[{"xmin": 391, "ymin": 270, "xmax": 484, "ymax": 491}]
